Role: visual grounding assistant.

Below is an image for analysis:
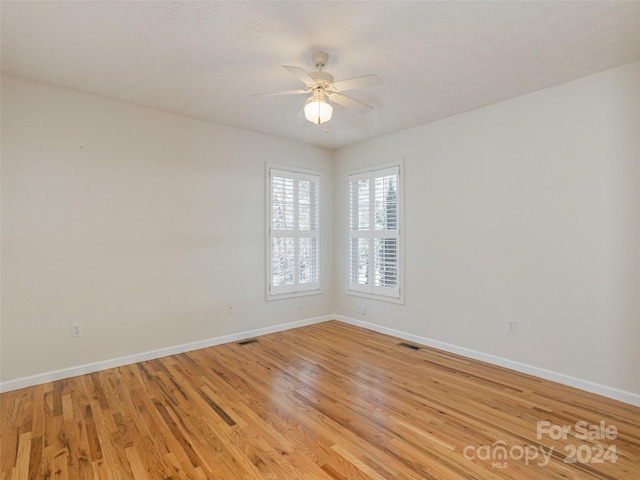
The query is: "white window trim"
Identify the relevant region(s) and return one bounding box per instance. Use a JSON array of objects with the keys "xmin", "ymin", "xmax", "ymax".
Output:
[
  {"xmin": 266, "ymin": 163, "xmax": 322, "ymax": 301},
  {"xmin": 346, "ymin": 160, "xmax": 404, "ymax": 304}
]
